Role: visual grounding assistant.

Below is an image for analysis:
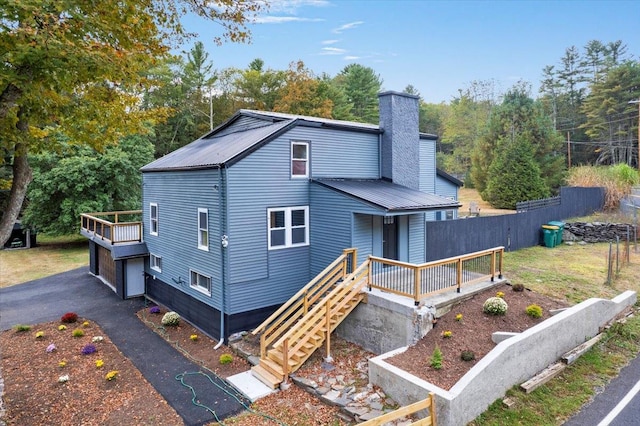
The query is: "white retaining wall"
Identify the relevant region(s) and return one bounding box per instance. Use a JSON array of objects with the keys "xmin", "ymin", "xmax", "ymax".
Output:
[{"xmin": 369, "ymin": 291, "xmax": 637, "ymax": 426}]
